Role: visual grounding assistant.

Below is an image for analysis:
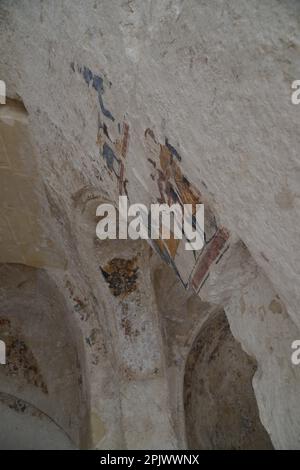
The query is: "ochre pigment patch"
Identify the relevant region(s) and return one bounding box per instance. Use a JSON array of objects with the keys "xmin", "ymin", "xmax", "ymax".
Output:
[{"xmin": 100, "ymin": 257, "xmax": 138, "ymax": 297}]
